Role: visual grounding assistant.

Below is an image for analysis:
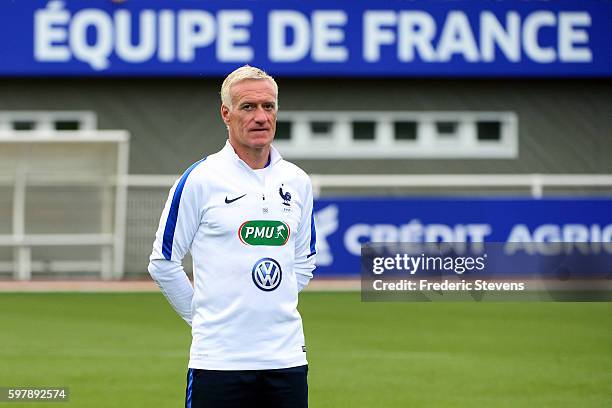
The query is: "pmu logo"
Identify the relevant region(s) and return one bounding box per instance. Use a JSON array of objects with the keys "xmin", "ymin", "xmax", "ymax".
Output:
[
  {"xmin": 239, "ymin": 220, "xmax": 290, "ymax": 246},
  {"xmin": 252, "ymin": 258, "xmax": 282, "ymax": 291}
]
